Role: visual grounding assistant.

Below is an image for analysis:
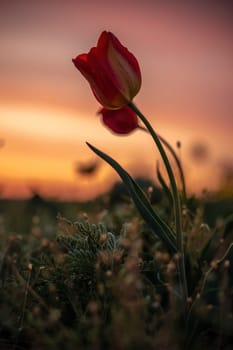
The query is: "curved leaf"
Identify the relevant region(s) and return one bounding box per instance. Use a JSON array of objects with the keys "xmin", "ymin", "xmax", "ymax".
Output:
[{"xmin": 86, "ymin": 142, "xmax": 177, "ymax": 253}]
